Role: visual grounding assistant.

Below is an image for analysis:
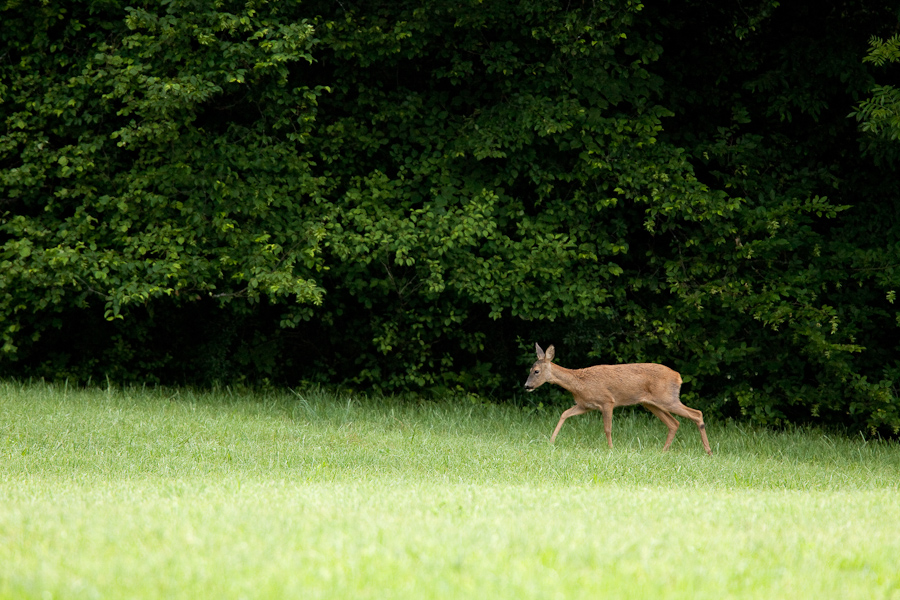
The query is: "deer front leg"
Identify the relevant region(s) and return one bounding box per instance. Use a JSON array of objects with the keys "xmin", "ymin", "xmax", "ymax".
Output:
[
  {"xmin": 549, "ymin": 405, "xmax": 589, "ymax": 443},
  {"xmin": 600, "ymin": 404, "xmax": 614, "ymax": 448}
]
